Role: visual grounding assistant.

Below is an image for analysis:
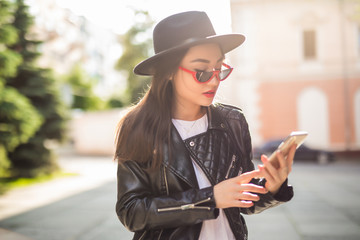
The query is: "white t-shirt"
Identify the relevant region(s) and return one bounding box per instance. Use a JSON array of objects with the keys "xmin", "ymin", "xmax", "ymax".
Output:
[{"xmin": 172, "ymin": 114, "xmax": 236, "ymax": 240}]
